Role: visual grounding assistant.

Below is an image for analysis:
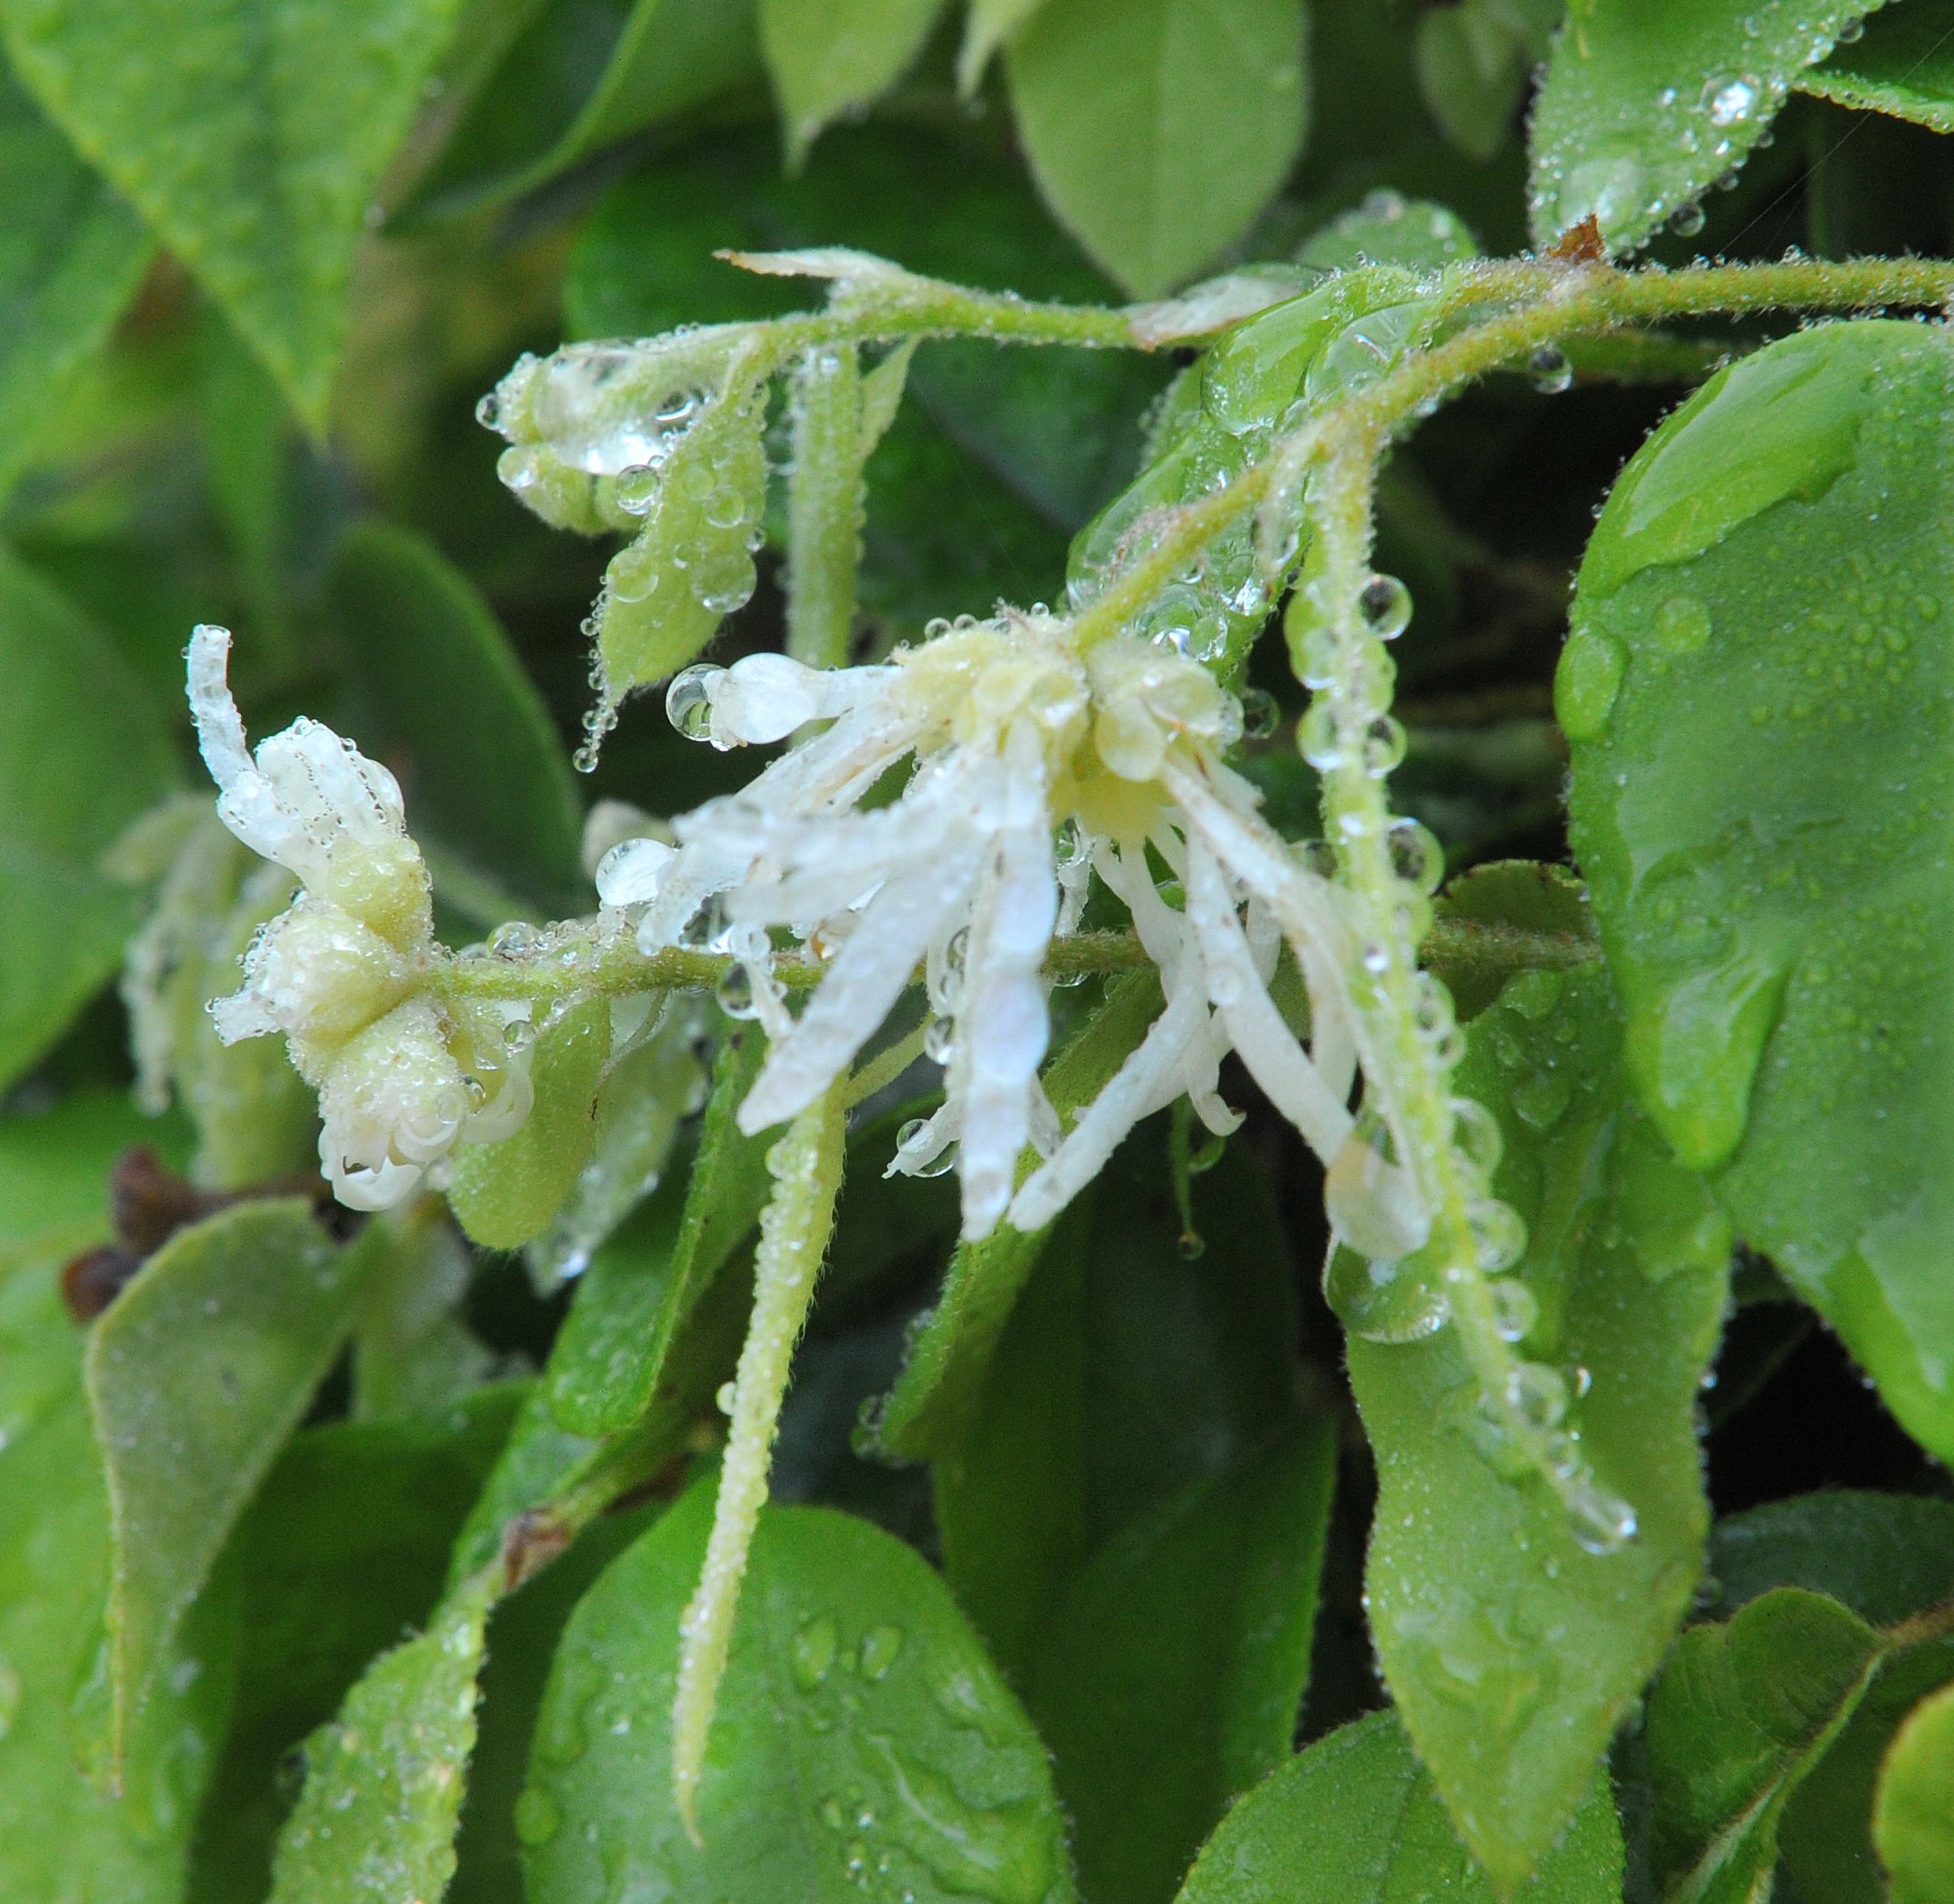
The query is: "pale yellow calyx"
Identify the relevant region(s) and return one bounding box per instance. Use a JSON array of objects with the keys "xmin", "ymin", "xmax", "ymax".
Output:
[
  {"xmin": 894, "ymin": 618, "xmax": 1089, "ymax": 772},
  {"xmin": 246, "ymin": 903, "xmax": 418, "ymax": 1070},
  {"xmin": 1085, "ymin": 636, "xmax": 1244, "ymax": 782},
  {"xmin": 312, "ymin": 837, "xmax": 435, "ymax": 953}
]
